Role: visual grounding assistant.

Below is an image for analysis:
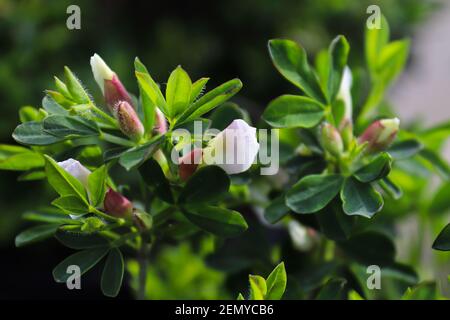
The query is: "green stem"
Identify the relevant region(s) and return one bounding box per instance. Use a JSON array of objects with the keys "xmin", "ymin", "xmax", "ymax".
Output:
[
  {"xmin": 137, "ymin": 242, "xmax": 151, "ymax": 300},
  {"xmin": 101, "ymin": 132, "xmax": 136, "ymax": 147},
  {"xmin": 91, "ymin": 207, "xmax": 125, "ymax": 224},
  {"xmin": 90, "ymin": 103, "xmax": 118, "ymax": 127}
]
